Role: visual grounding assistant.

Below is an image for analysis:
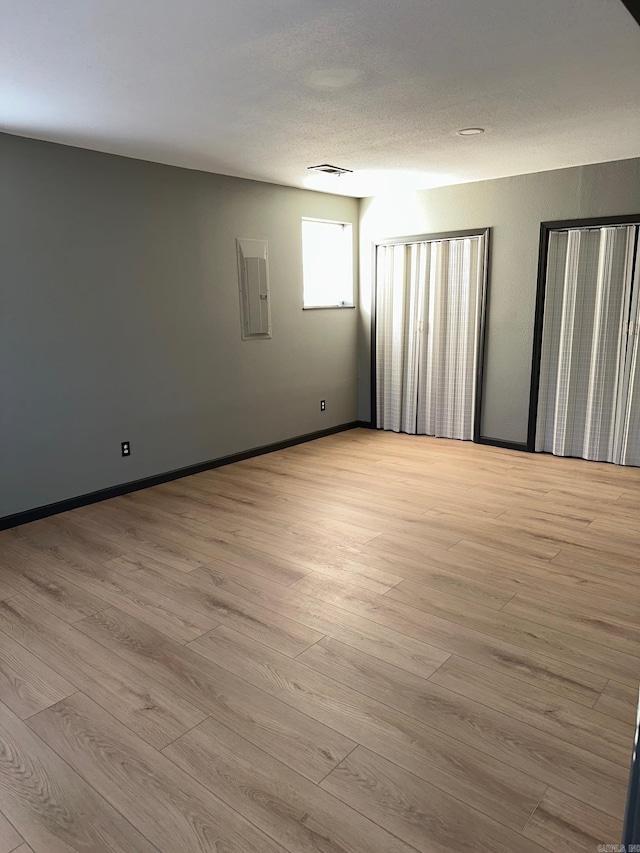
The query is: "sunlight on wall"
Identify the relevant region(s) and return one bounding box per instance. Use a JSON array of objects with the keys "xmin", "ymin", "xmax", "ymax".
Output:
[
  {"xmin": 359, "ymin": 186, "xmax": 426, "ymax": 326},
  {"xmin": 304, "ymin": 169, "xmax": 461, "ymax": 200}
]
